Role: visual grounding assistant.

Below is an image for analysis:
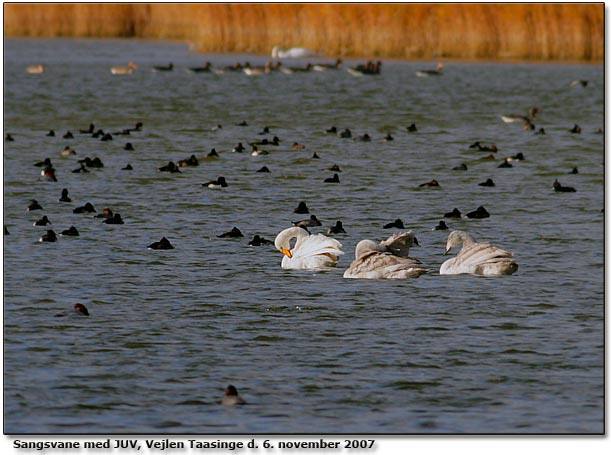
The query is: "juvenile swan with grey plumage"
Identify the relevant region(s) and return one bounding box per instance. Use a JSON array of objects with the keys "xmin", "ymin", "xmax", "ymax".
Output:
[
  {"xmin": 274, "ymin": 227, "xmax": 343, "ymax": 270},
  {"xmin": 343, "ymin": 231, "xmax": 427, "ymax": 279},
  {"xmin": 440, "ymin": 230, "xmax": 518, "ymax": 276}
]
